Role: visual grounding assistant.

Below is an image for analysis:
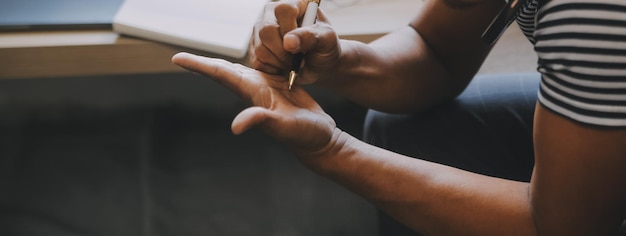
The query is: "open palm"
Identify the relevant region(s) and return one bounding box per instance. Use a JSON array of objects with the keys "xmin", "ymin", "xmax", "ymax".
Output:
[{"xmin": 172, "ymin": 52, "xmax": 337, "ymax": 155}]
